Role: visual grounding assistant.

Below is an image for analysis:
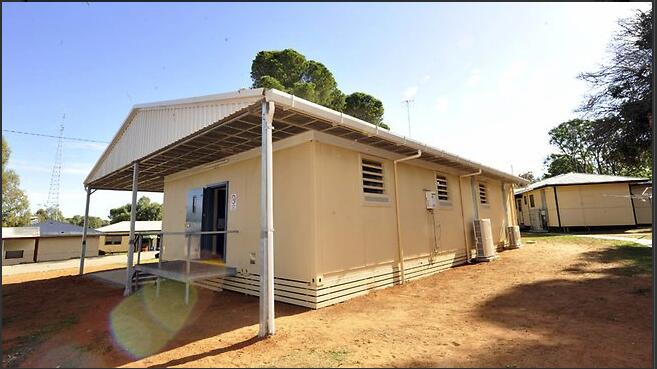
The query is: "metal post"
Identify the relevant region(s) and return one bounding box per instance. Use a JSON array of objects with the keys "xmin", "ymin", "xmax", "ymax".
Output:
[
  {"xmin": 501, "ymin": 183, "xmax": 509, "ymax": 246},
  {"xmin": 123, "ymin": 162, "xmax": 139, "ymax": 297},
  {"xmin": 79, "ymin": 187, "xmax": 92, "ymax": 275},
  {"xmin": 185, "ymin": 233, "xmax": 191, "ymax": 304},
  {"xmin": 156, "ymin": 233, "xmax": 163, "ymax": 298},
  {"xmin": 136, "ymin": 235, "xmax": 143, "ymax": 265},
  {"xmin": 259, "ymin": 100, "xmax": 275, "ymax": 337}
]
